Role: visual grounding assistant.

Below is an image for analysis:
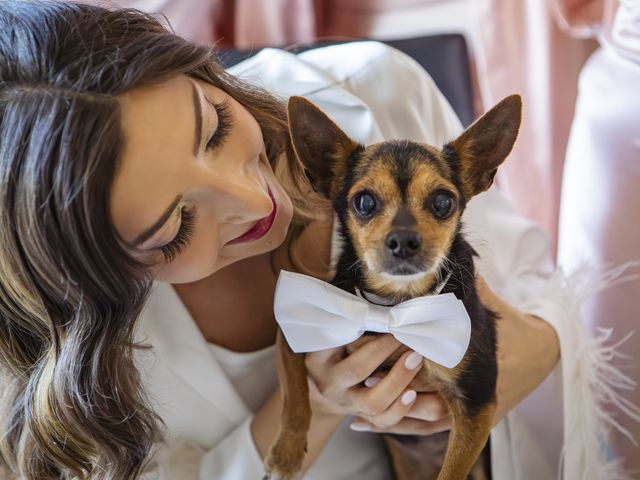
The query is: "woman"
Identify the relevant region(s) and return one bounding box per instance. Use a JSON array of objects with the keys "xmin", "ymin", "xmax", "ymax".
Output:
[
  {"xmin": 554, "ymin": 0, "xmax": 640, "ymax": 474},
  {"xmin": 0, "ymin": 1, "xmax": 629, "ymax": 479}
]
